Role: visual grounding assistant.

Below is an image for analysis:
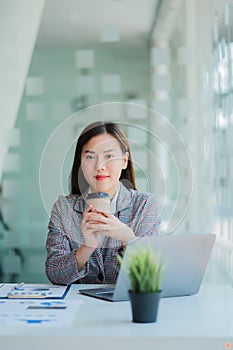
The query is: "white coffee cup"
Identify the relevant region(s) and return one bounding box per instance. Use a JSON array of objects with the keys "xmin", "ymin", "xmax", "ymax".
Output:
[{"xmin": 86, "ymin": 192, "xmax": 110, "ymax": 212}]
